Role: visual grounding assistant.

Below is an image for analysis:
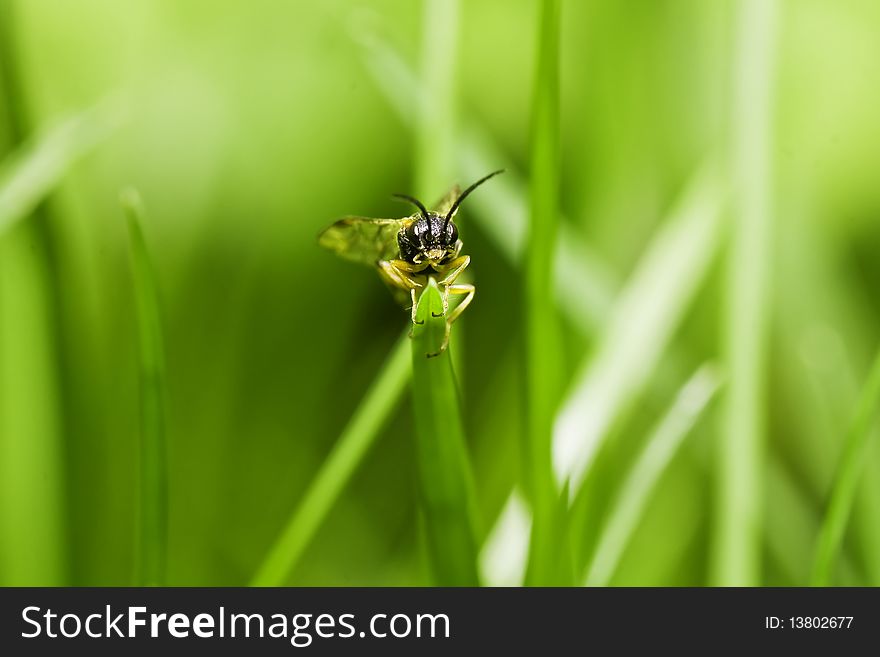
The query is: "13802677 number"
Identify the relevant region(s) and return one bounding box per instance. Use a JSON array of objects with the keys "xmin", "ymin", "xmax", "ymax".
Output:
[{"xmin": 789, "ymin": 616, "xmax": 853, "ymax": 629}]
